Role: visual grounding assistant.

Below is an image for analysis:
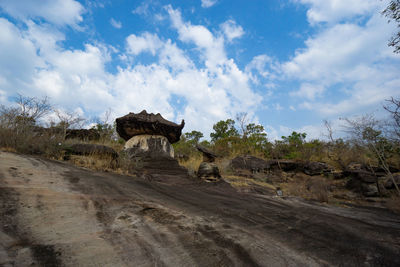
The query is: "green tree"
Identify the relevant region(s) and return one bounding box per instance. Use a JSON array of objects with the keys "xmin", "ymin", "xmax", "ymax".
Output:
[
  {"xmin": 184, "ymin": 130, "xmax": 204, "ymax": 144},
  {"xmin": 210, "ymin": 119, "xmax": 239, "ymax": 142},
  {"xmin": 282, "ymin": 131, "xmax": 307, "ymax": 147}
]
